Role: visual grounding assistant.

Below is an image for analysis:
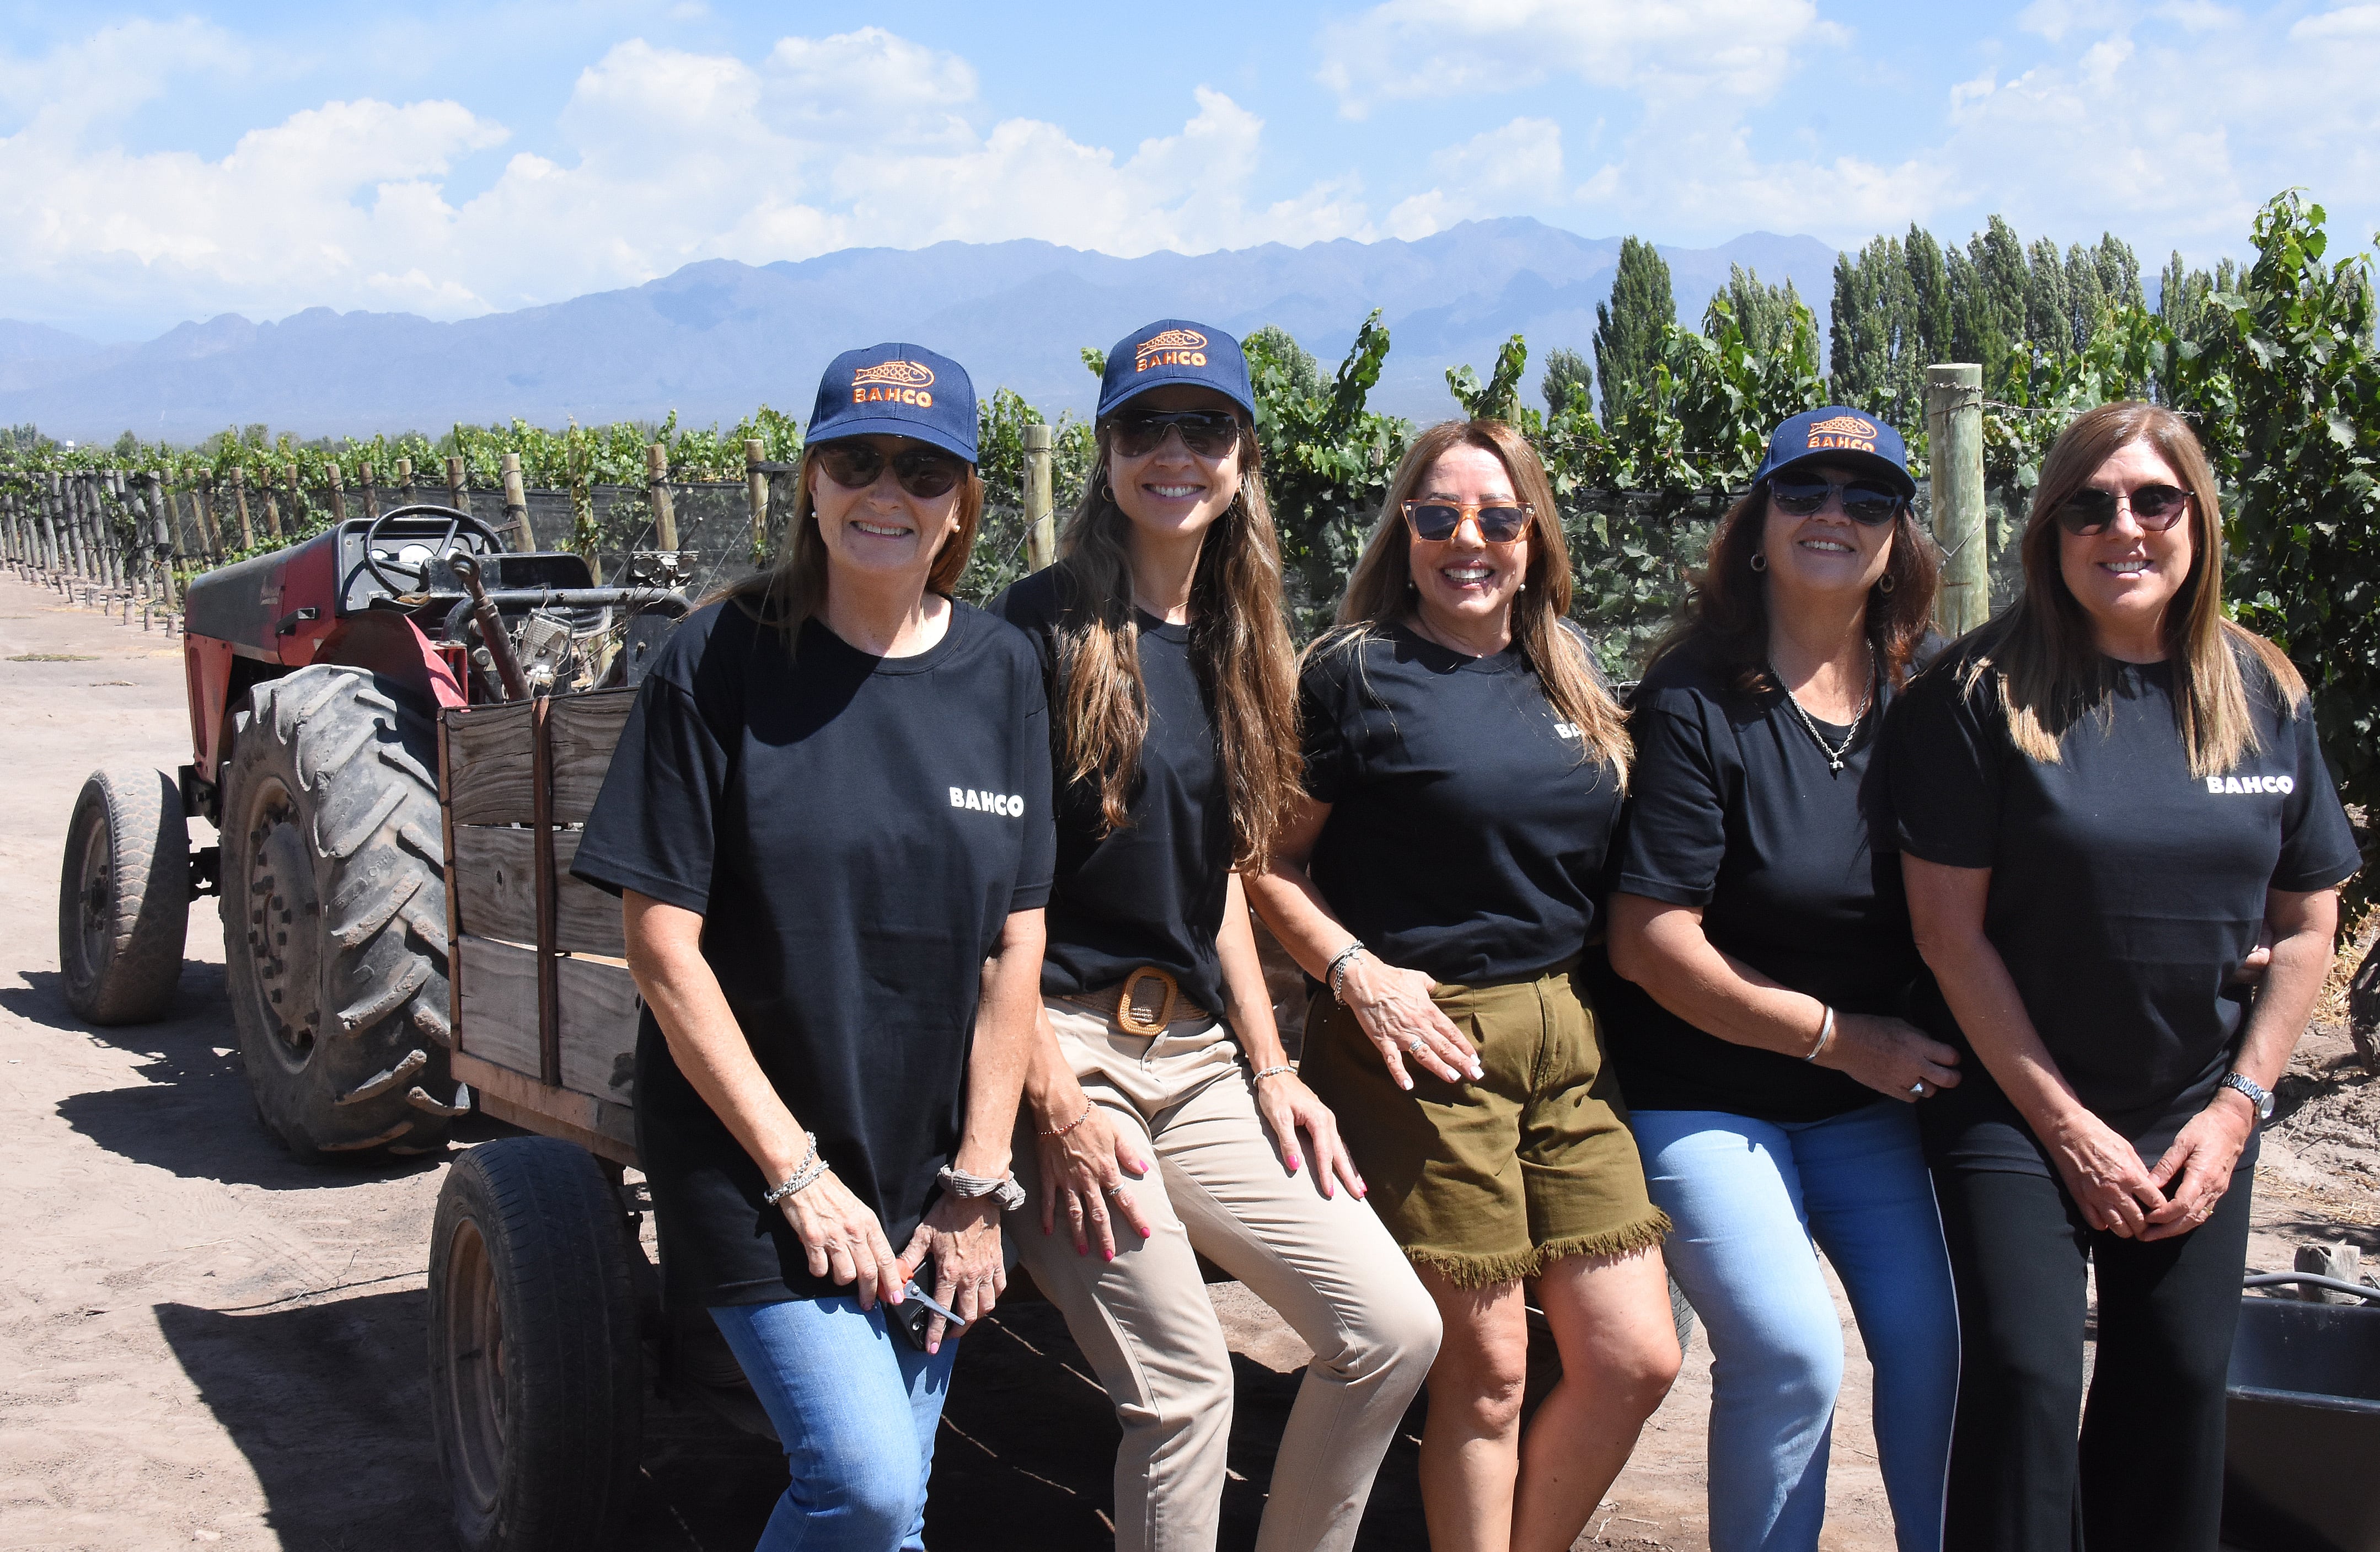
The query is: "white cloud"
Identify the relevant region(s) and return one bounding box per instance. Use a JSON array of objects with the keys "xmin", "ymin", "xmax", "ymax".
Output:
[{"xmin": 1386, "ymin": 117, "xmax": 1564, "ymax": 238}]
